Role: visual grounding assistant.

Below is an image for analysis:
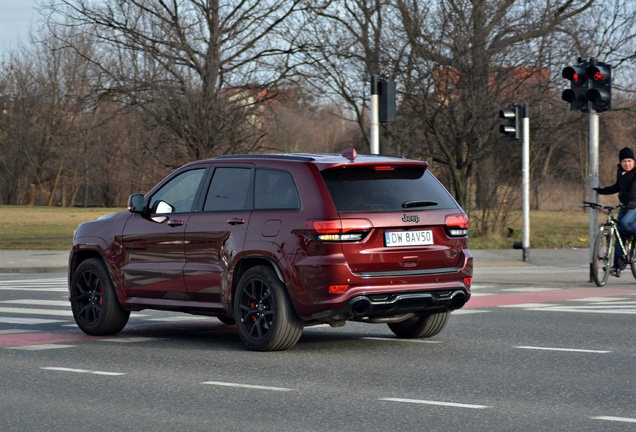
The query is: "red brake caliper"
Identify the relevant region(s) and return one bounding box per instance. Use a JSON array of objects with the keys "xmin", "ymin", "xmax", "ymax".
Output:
[{"xmin": 250, "ymin": 301, "xmax": 257, "ymax": 322}]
